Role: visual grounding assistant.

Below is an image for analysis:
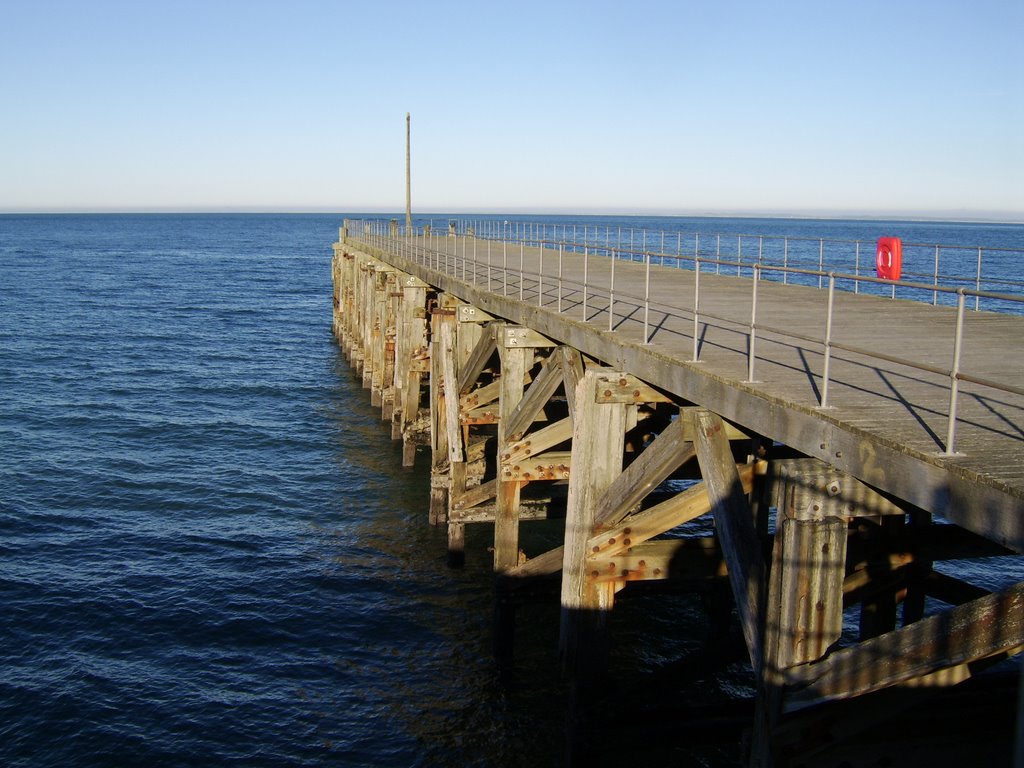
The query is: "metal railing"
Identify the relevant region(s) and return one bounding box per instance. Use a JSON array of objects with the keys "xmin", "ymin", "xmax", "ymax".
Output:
[
  {"xmin": 394, "ymin": 217, "xmax": 1024, "ymax": 313},
  {"xmin": 344, "ymin": 219, "xmax": 1024, "ymax": 456}
]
